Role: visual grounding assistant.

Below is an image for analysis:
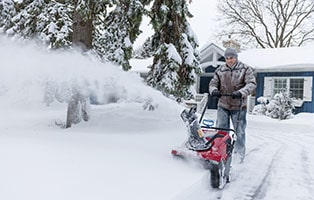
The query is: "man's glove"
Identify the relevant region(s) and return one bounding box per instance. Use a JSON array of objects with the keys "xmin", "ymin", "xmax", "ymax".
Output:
[
  {"xmin": 211, "ymin": 89, "xmax": 221, "ymax": 98},
  {"xmin": 232, "ymin": 91, "xmax": 242, "ymax": 99}
]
